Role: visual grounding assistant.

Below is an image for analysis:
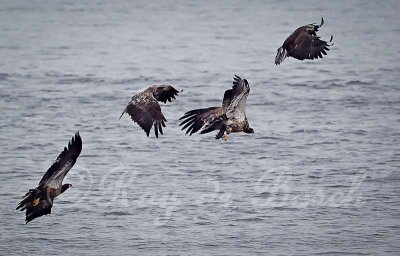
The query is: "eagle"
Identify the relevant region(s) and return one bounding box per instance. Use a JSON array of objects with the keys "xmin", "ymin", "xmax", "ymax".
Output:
[
  {"xmin": 120, "ymin": 85, "xmax": 180, "ymax": 138},
  {"xmin": 179, "ymin": 75, "xmax": 254, "ymax": 141},
  {"xmin": 275, "ymin": 18, "xmax": 333, "ymax": 65},
  {"xmin": 16, "ymin": 132, "xmax": 82, "ymax": 223}
]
